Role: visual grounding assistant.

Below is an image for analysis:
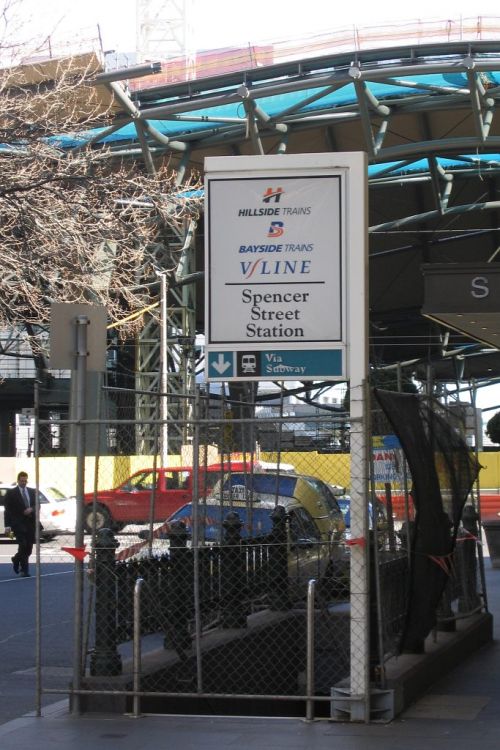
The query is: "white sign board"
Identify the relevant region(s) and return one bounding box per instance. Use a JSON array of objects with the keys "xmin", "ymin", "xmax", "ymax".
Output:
[
  {"xmin": 372, "ymin": 449, "xmax": 401, "ymax": 483},
  {"xmin": 204, "ymin": 153, "xmax": 365, "ymax": 381}
]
